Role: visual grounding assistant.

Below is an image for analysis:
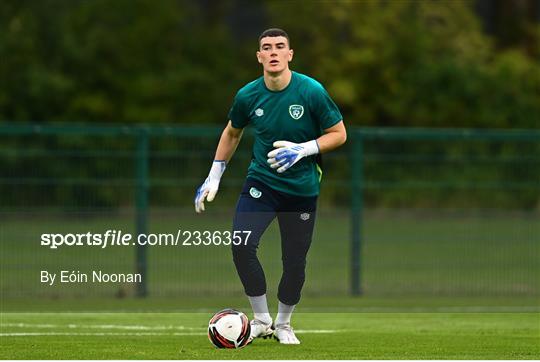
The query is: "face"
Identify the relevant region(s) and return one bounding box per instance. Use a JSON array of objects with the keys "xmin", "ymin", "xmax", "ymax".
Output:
[{"xmin": 256, "ymin": 36, "xmax": 293, "ymax": 74}]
